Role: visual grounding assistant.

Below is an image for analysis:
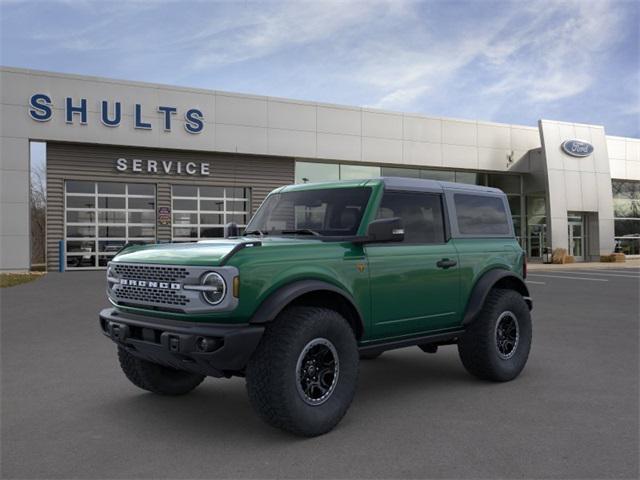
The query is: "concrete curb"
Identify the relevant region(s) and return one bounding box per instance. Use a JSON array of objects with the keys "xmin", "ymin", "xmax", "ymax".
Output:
[{"xmin": 528, "ymin": 259, "xmax": 640, "ymax": 271}]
